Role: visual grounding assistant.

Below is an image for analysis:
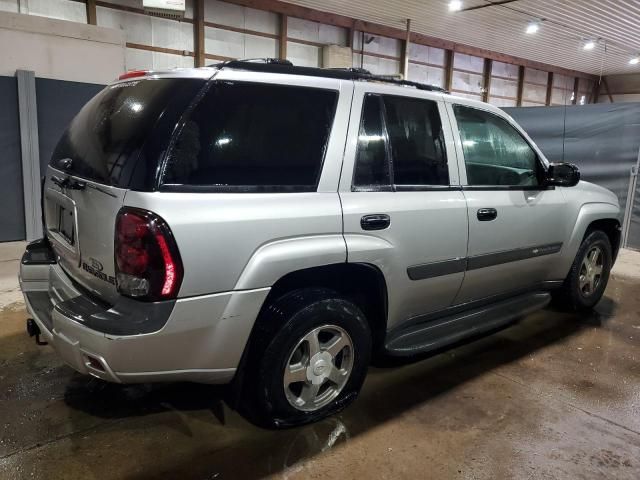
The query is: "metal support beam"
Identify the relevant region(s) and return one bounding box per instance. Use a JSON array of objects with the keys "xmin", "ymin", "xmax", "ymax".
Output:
[
  {"xmin": 460, "ymin": 0, "xmax": 520, "ymax": 12},
  {"xmin": 16, "ymin": 70, "xmax": 42, "ymax": 242},
  {"xmin": 279, "ymin": 14, "xmax": 287, "ymax": 60},
  {"xmin": 194, "ymin": 0, "xmax": 205, "ymax": 67},
  {"xmin": 516, "ymin": 65, "xmax": 525, "ymax": 106},
  {"xmin": 86, "ymin": 0, "xmax": 97, "ymax": 25},
  {"xmin": 572, "ymin": 77, "xmax": 579, "ymax": 105},
  {"xmin": 444, "ymin": 50, "xmax": 454, "ymax": 92},
  {"xmin": 401, "ymin": 19, "xmax": 411, "ymax": 80},
  {"xmin": 592, "ymin": 79, "xmax": 600, "ymax": 104},
  {"xmin": 545, "ymin": 72, "xmax": 553, "ymax": 106},
  {"xmin": 482, "ymin": 58, "xmax": 492, "ymax": 103}
]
